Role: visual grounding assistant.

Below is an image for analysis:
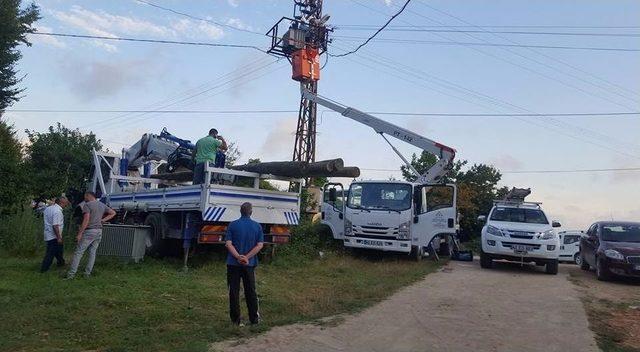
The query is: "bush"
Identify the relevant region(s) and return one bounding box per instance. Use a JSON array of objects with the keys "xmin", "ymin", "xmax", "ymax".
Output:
[
  {"xmin": 274, "ymin": 221, "xmax": 342, "ymax": 264},
  {"xmin": 0, "ymin": 208, "xmax": 43, "ymax": 256}
]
